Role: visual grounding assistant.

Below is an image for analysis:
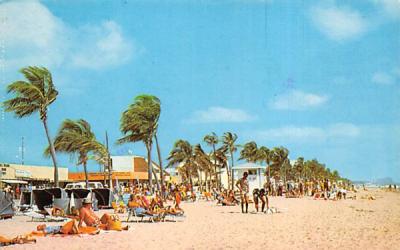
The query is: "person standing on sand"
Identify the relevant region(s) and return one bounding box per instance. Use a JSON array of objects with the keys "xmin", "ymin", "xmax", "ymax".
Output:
[{"xmin": 236, "ymin": 172, "xmax": 249, "ymax": 213}]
